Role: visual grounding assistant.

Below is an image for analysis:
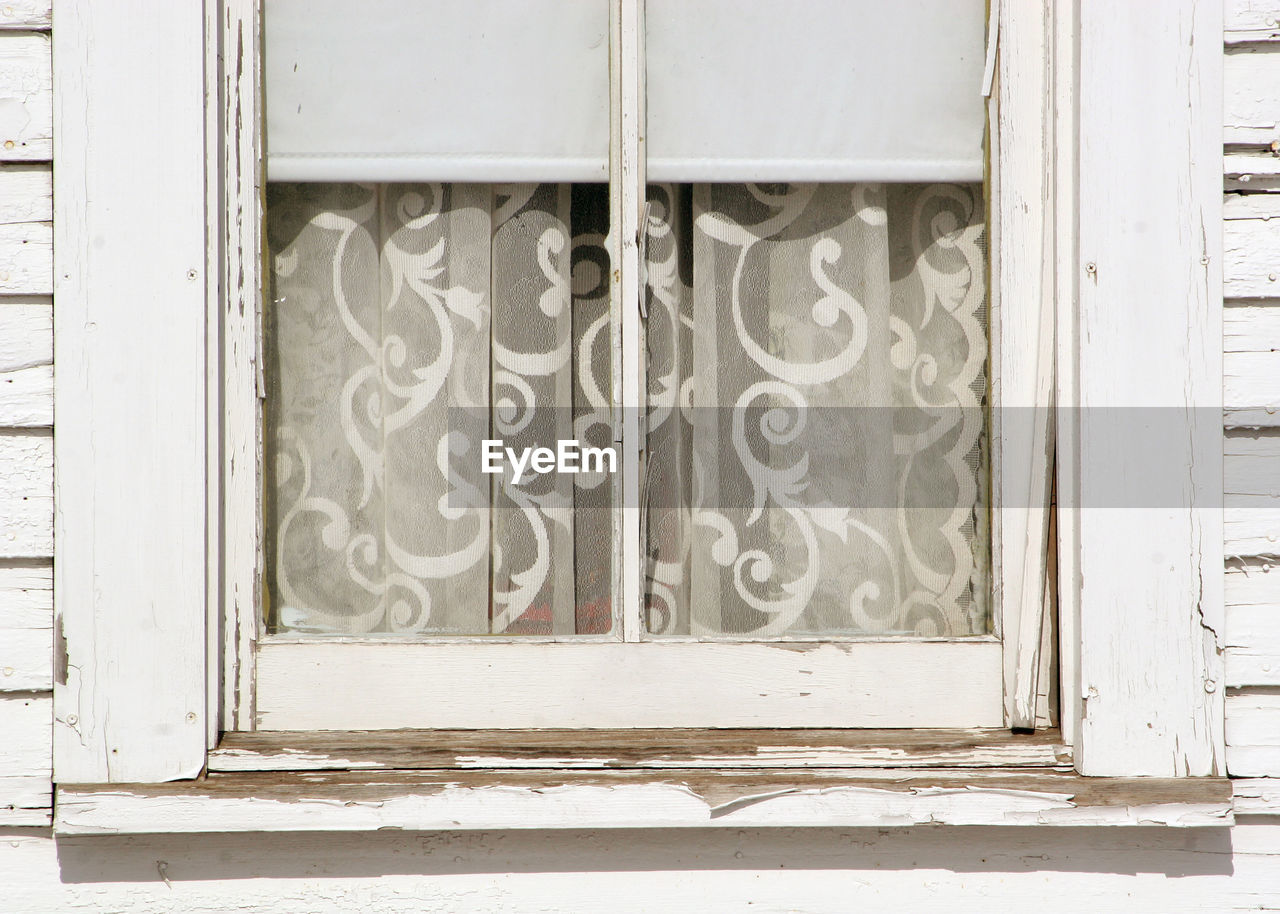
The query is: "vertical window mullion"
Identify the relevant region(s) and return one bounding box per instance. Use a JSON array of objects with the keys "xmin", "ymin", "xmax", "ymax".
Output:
[{"xmin": 611, "ymin": 0, "xmax": 646, "ymax": 641}]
